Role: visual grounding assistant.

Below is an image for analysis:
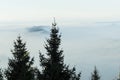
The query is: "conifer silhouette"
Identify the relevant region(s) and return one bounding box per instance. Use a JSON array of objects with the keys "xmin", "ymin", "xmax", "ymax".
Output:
[
  {"xmin": 38, "ymin": 20, "xmax": 81, "ymax": 80},
  {"xmin": 5, "ymin": 36, "xmax": 35, "ymax": 80},
  {"xmin": 0, "ymin": 69, "xmax": 3, "ymax": 80},
  {"xmin": 91, "ymin": 67, "xmax": 100, "ymax": 80}
]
